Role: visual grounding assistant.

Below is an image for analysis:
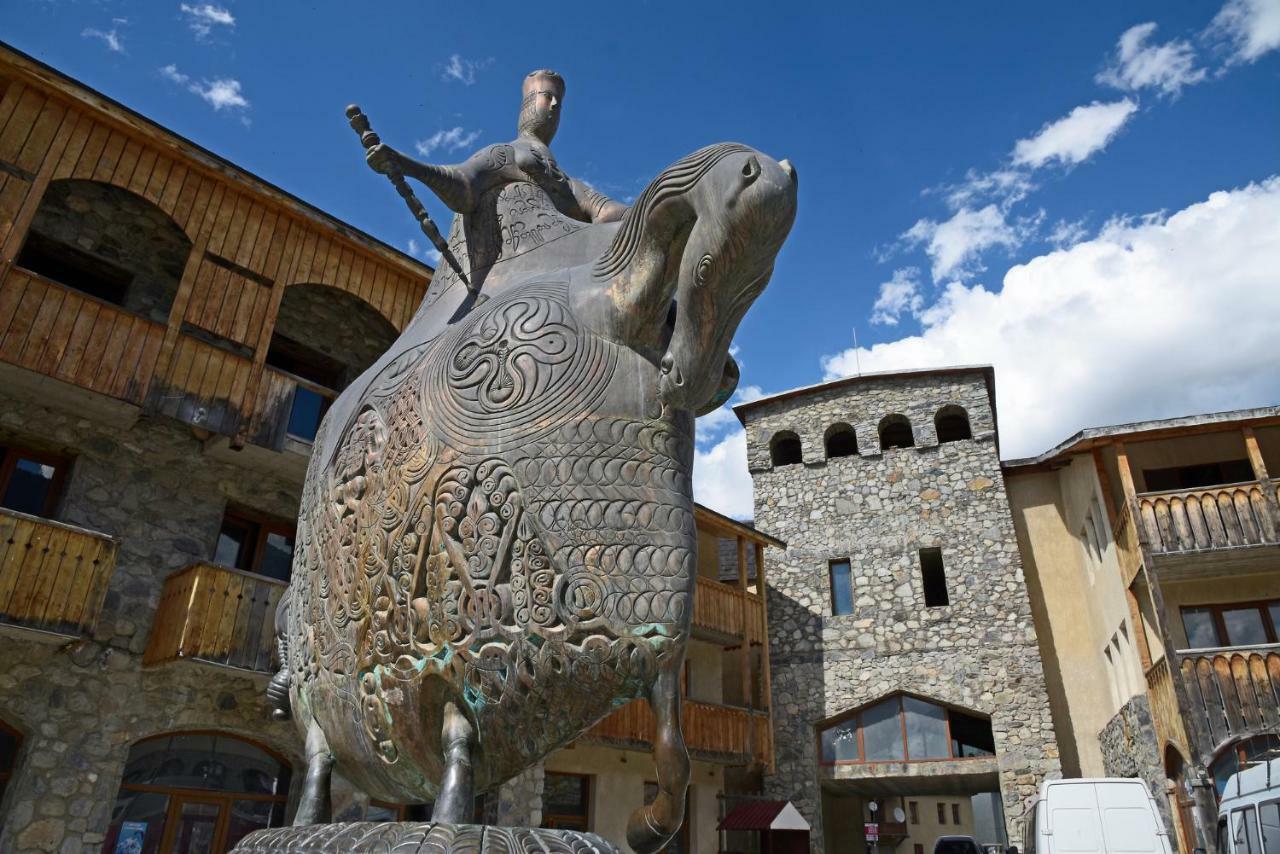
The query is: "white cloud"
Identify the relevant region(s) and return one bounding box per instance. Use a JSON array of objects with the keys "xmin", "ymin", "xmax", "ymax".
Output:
[
  {"xmin": 1208, "ymin": 0, "xmax": 1280, "ymax": 64},
  {"xmin": 693, "ymin": 385, "xmax": 765, "ymax": 519},
  {"xmin": 415, "ymin": 127, "xmax": 481, "ymax": 158},
  {"xmin": 1097, "ymin": 22, "xmax": 1206, "ymax": 97},
  {"xmin": 935, "ymin": 167, "xmax": 1035, "ymax": 213},
  {"xmin": 1012, "ymin": 100, "xmax": 1138, "ymax": 169},
  {"xmin": 823, "ymin": 177, "xmax": 1280, "ymax": 459},
  {"xmin": 406, "ymin": 238, "xmax": 442, "ymax": 266},
  {"xmin": 1046, "ymin": 217, "xmax": 1090, "ymax": 249},
  {"xmin": 440, "ymin": 54, "xmax": 489, "ymax": 85},
  {"xmin": 180, "ymin": 3, "xmax": 235, "ymax": 39},
  {"xmin": 870, "ymin": 267, "xmax": 924, "ymax": 326},
  {"xmin": 82, "ymin": 27, "xmax": 124, "ymax": 53},
  {"xmin": 160, "ymin": 64, "xmax": 249, "ymax": 113},
  {"xmin": 902, "ymin": 204, "xmax": 1037, "ymax": 283}
]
